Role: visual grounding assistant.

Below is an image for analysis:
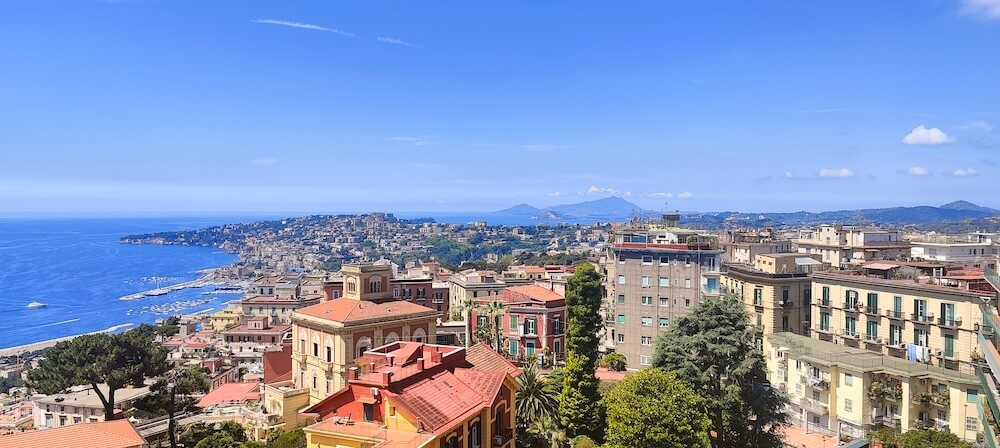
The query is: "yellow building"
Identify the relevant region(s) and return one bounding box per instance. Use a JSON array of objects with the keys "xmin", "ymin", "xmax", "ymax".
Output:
[
  {"xmin": 722, "ymin": 253, "xmax": 822, "ymax": 337},
  {"xmin": 766, "ymin": 332, "xmax": 982, "ymax": 442},
  {"xmin": 209, "ymin": 306, "xmax": 242, "ymax": 332},
  {"xmin": 975, "ymin": 269, "xmax": 1000, "ymax": 448},
  {"xmin": 301, "ymin": 342, "xmax": 520, "ymax": 448}
]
